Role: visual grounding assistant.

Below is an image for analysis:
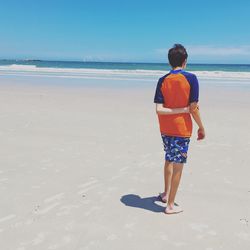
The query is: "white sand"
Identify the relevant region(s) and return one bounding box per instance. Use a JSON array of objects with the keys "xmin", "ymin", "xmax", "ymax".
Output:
[{"xmin": 0, "ymin": 76, "xmax": 250, "ymax": 250}]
